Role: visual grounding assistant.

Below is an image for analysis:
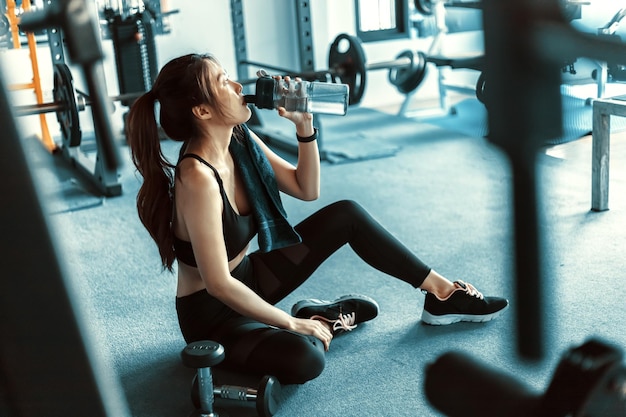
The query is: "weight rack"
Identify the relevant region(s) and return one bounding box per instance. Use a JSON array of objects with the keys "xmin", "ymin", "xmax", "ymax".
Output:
[
  {"xmin": 38, "ymin": 0, "xmax": 123, "ymax": 196},
  {"xmin": 230, "ymin": 0, "xmax": 328, "ymax": 159}
]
